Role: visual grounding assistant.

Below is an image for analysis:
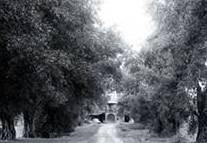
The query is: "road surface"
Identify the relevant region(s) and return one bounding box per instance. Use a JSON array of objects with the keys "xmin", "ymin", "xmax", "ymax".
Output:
[
  {"xmin": 95, "ymin": 123, "xmax": 123, "ymax": 143},
  {"xmin": 5, "ymin": 123, "xmax": 194, "ymax": 143}
]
